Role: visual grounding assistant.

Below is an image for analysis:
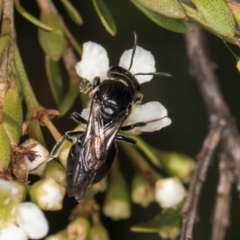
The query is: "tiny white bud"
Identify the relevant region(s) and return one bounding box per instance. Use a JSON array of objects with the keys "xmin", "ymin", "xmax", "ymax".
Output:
[
  {"xmin": 0, "ymin": 224, "xmax": 28, "ymax": 240},
  {"xmin": 30, "ymin": 178, "xmax": 66, "ymax": 210},
  {"xmin": 21, "ymin": 138, "xmax": 49, "ymax": 175},
  {"xmin": 17, "ymin": 202, "xmax": 49, "ymax": 239},
  {"xmin": 103, "ymin": 200, "xmax": 130, "ymax": 221},
  {"xmin": 155, "ymin": 178, "xmax": 186, "ymax": 208}
]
